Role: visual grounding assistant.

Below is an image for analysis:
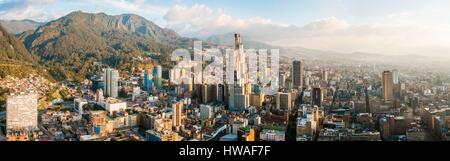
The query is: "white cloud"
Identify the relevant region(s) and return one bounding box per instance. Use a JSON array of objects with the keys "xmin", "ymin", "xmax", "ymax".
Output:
[
  {"xmin": 164, "ymin": 4, "xmax": 450, "ymax": 57},
  {"xmin": 0, "ymin": 0, "xmax": 169, "ymax": 23},
  {"xmin": 0, "ymin": 0, "xmax": 59, "ymax": 21},
  {"xmin": 163, "ymin": 4, "xmax": 278, "ymax": 37}
]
